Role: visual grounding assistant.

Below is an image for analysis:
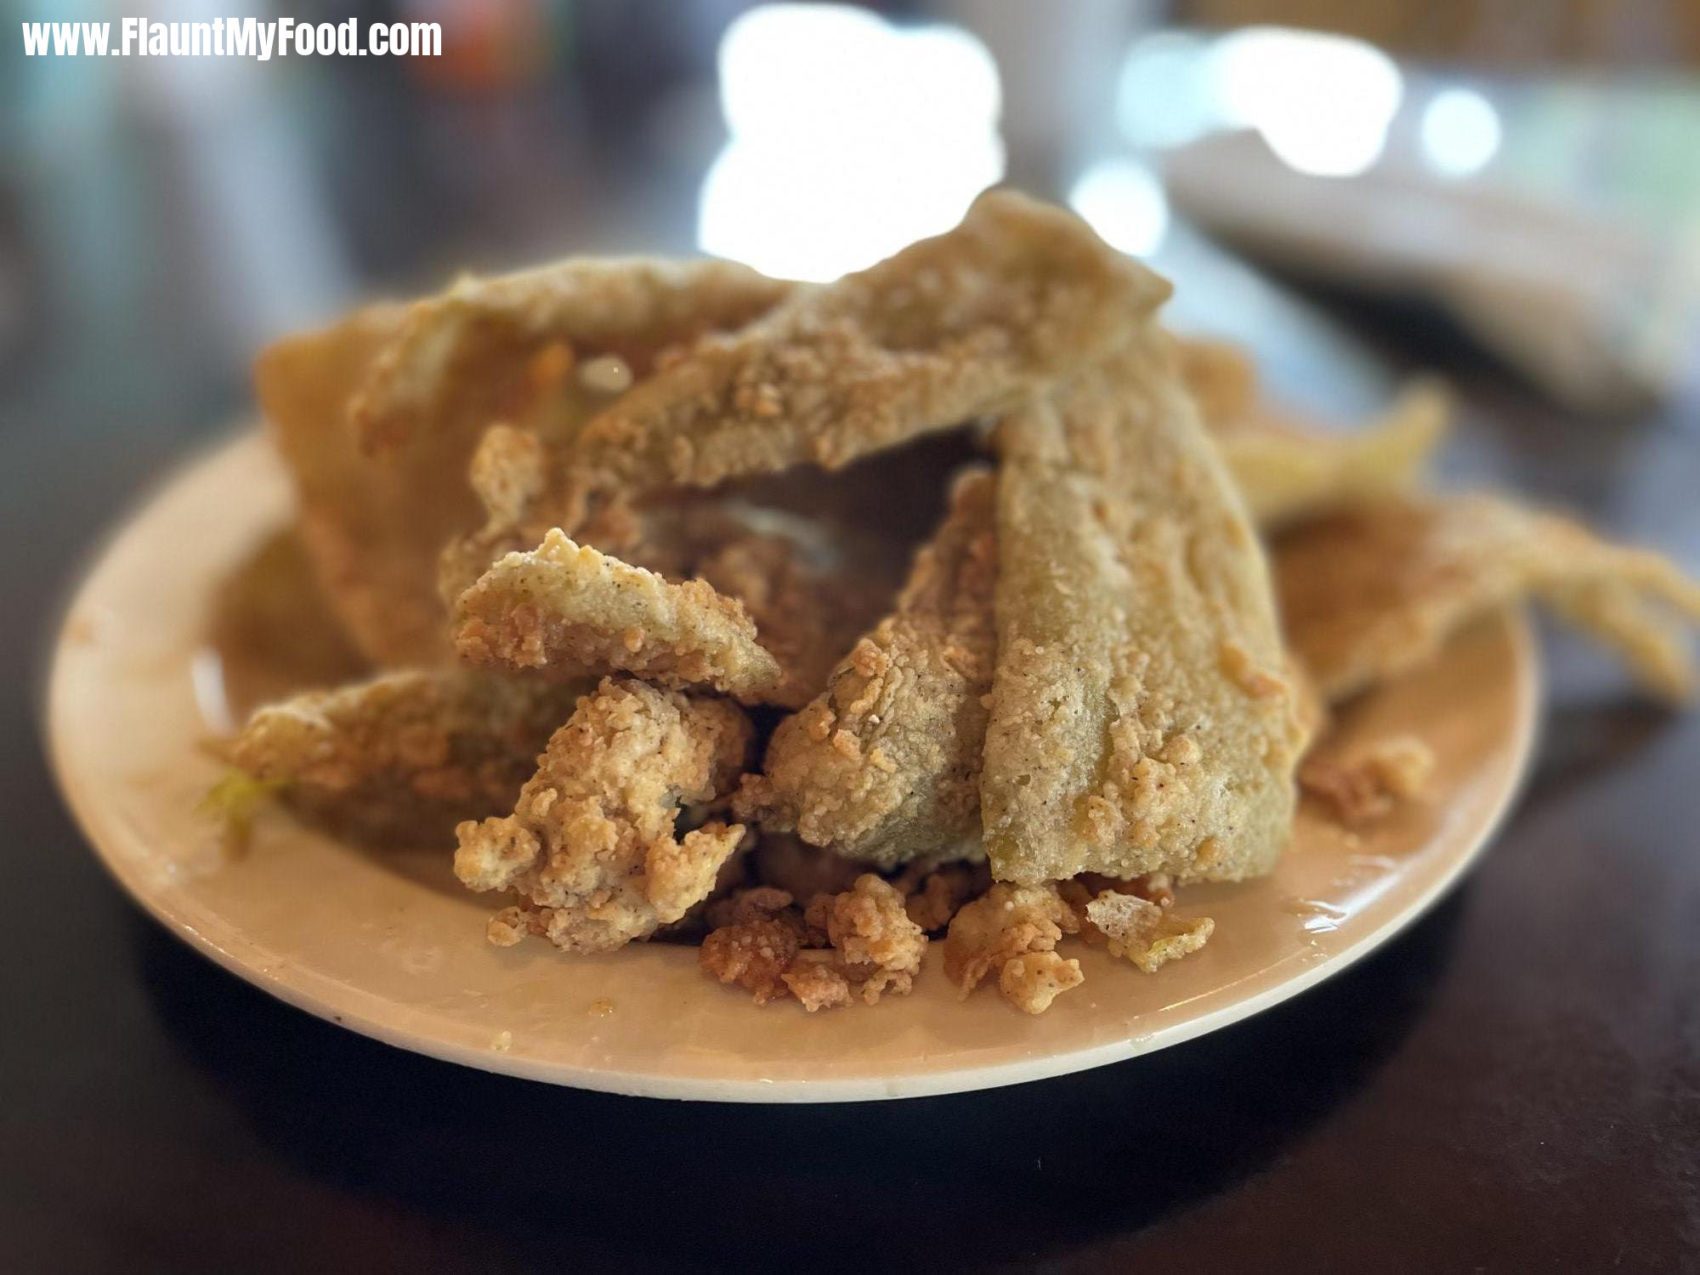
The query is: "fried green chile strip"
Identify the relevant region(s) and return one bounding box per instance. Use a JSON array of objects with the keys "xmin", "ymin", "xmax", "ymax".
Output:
[
  {"xmin": 981, "ymin": 336, "xmax": 1309, "ymax": 886},
  {"xmin": 558, "ymin": 189, "xmax": 1170, "ymax": 493}
]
